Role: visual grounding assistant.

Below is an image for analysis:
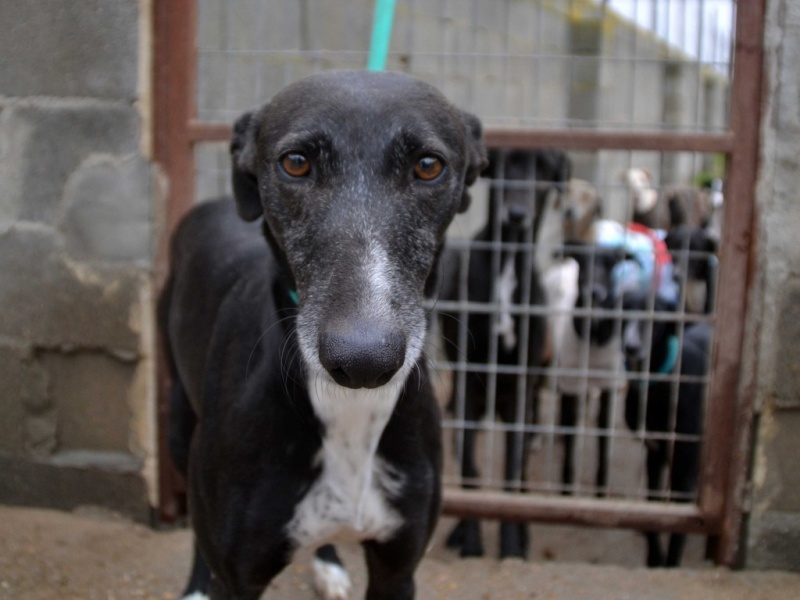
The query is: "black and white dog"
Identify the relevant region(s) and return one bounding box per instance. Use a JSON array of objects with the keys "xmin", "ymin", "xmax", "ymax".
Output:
[
  {"xmin": 623, "ymin": 291, "xmax": 712, "ymax": 568},
  {"xmin": 545, "ymin": 243, "xmax": 628, "ymax": 495},
  {"xmin": 440, "ymin": 149, "xmax": 570, "ymax": 558},
  {"xmin": 483, "ymin": 149, "xmax": 572, "ymax": 243},
  {"xmin": 159, "ymin": 71, "xmax": 487, "ymax": 600}
]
